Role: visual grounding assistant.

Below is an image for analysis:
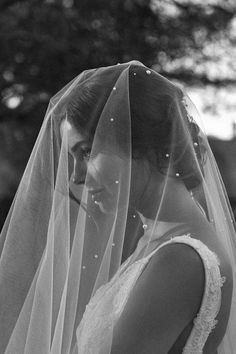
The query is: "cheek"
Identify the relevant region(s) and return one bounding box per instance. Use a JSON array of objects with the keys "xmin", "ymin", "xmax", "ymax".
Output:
[{"xmin": 87, "ymin": 154, "xmax": 125, "ymax": 187}]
